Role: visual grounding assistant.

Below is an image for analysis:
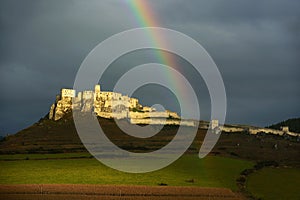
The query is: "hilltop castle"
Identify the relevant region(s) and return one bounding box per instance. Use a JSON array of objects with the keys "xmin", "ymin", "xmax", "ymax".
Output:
[
  {"xmin": 48, "ymin": 85, "xmax": 299, "ymax": 137},
  {"xmin": 49, "ymin": 85, "xmax": 194, "ymax": 126}
]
